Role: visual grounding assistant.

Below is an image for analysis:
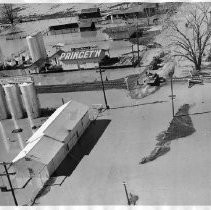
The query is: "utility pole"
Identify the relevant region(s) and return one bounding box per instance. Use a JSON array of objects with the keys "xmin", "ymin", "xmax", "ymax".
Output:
[
  {"xmin": 123, "ymin": 181, "xmax": 130, "ymax": 205},
  {"xmin": 169, "ymin": 73, "xmax": 175, "ymax": 118},
  {"xmin": 1, "ymin": 162, "xmax": 18, "ymax": 206},
  {"xmin": 131, "ymin": 45, "xmax": 135, "ymax": 67},
  {"xmin": 136, "ymin": 17, "xmax": 140, "ymax": 67},
  {"xmin": 97, "ymin": 65, "xmax": 110, "ymax": 109}
]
